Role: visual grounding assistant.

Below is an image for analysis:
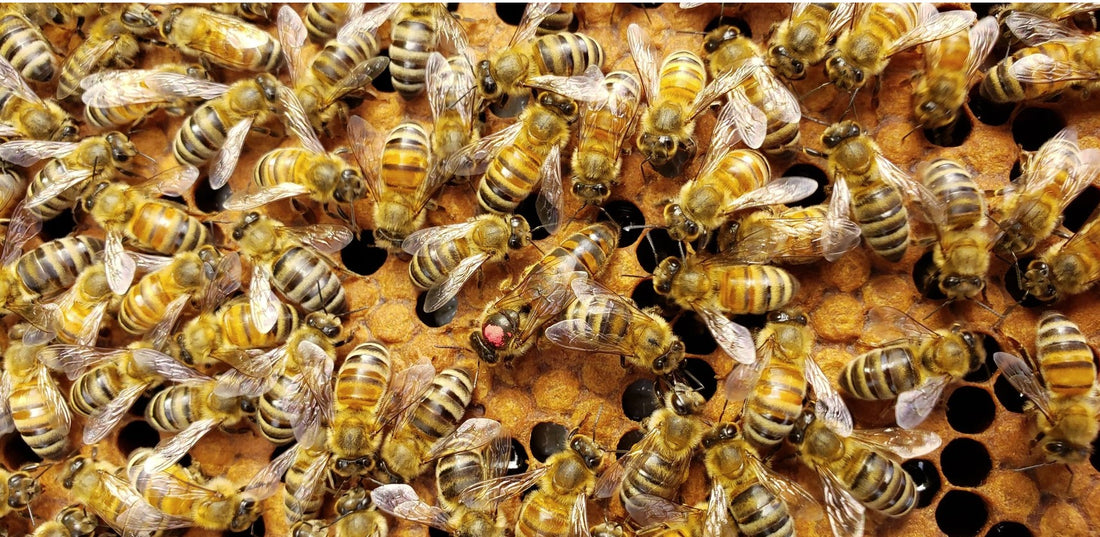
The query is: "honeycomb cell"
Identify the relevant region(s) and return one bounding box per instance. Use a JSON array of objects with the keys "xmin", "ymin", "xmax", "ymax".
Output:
[
  {"xmin": 963, "ymin": 334, "xmax": 1001, "ymax": 383},
  {"xmin": 529, "ymin": 421, "xmax": 568, "ymax": 462},
  {"xmin": 494, "ymin": 3, "xmax": 526, "ymax": 25},
  {"xmin": 597, "ymin": 200, "xmax": 646, "ymax": 248},
  {"xmin": 415, "ymin": 292, "xmax": 458, "ymax": 327},
  {"xmin": 636, "ymin": 228, "xmax": 681, "ymax": 274},
  {"xmin": 986, "ymin": 470, "xmax": 1040, "ymax": 520},
  {"xmin": 672, "ymin": 312, "xmax": 718, "ymax": 356},
  {"xmin": 506, "ymin": 437, "xmax": 529, "ymax": 476},
  {"xmin": 513, "ymin": 194, "xmax": 553, "ymax": 241},
  {"xmin": 994, "ymin": 372, "xmax": 1030, "ymax": 414},
  {"xmin": 2, "ymin": 436, "xmax": 42, "ymax": 466},
  {"xmin": 986, "ymin": 522, "xmax": 1032, "ymax": 537},
  {"xmin": 1039, "ymin": 502, "xmax": 1088, "ymax": 537},
  {"xmin": 532, "ymin": 368, "xmax": 581, "ymax": 412},
  {"xmin": 1093, "ymin": 435, "xmax": 1100, "ymax": 473},
  {"xmin": 811, "ymin": 293, "xmax": 863, "ymax": 342},
  {"xmin": 369, "ymin": 302, "xmax": 418, "ymax": 343},
  {"xmin": 940, "ymin": 437, "xmax": 992, "ymax": 487},
  {"xmin": 912, "ymin": 250, "xmax": 946, "ymax": 300},
  {"xmin": 680, "ymin": 357, "xmax": 717, "ymax": 401},
  {"xmin": 194, "ymin": 179, "xmax": 231, "ymax": 213},
  {"xmin": 862, "ymin": 274, "xmax": 916, "ymax": 311},
  {"xmin": 116, "ymin": 420, "xmax": 161, "ymax": 457},
  {"xmin": 342, "ymin": 234, "xmax": 388, "ymax": 276},
  {"xmin": 1011, "ymin": 108, "xmax": 1066, "ymax": 151},
  {"xmin": 923, "ymin": 112, "xmax": 973, "ymax": 148},
  {"xmin": 946, "ymin": 386, "xmax": 996, "ymax": 434},
  {"xmin": 617, "ymin": 428, "xmax": 644, "ymax": 456},
  {"xmin": 631, "ymin": 278, "xmax": 678, "ymax": 319},
  {"xmin": 41, "ymin": 209, "xmax": 77, "ymax": 240},
  {"xmin": 622, "ymin": 378, "xmax": 660, "ymax": 422},
  {"xmin": 581, "ymin": 356, "xmax": 631, "ymax": 397},
  {"xmin": 1002, "ymin": 259, "xmax": 1047, "ymax": 308},
  {"xmin": 966, "ymin": 83, "xmax": 1014, "ymax": 126},
  {"xmin": 823, "ymin": 243, "xmax": 872, "ymax": 293},
  {"xmin": 935, "ymin": 490, "xmax": 989, "ymax": 537},
  {"xmin": 901, "ymin": 458, "xmax": 942, "ymax": 508},
  {"xmin": 782, "ymin": 164, "xmax": 828, "ymax": 207},
  {"xmin": 1062, "ymin": 185, "xmax": 1100, "ymax": 233}
]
